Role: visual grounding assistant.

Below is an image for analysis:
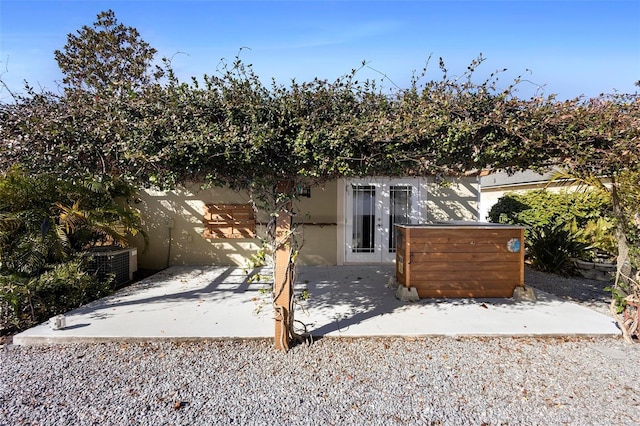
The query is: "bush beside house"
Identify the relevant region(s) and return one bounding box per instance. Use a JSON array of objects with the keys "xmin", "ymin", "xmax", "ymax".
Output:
[
  {"xmin": 0, "ymin": 167, "xmax": 145, "ymax": 334},
  {"xmin": 488, "ymin": 189, "xmax": 615, "ymax": 274}
]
